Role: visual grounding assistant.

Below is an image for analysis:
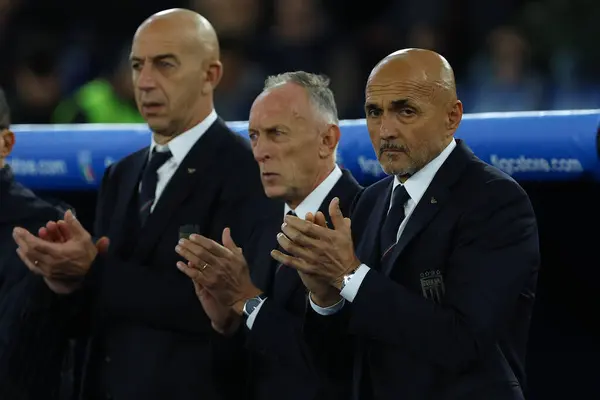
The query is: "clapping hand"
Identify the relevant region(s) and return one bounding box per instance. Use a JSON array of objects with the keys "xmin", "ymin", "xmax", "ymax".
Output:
[
  {"xmin": 271, "ymin": 197, "xmax": 361, "ymax": 291},
  {"xmin": 176, "ymin": 228, "xmax": 260, "ymax": 334},
  {"xmin": 13, "ymin": 210, "xmax": 109, "ymax": 294}
]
